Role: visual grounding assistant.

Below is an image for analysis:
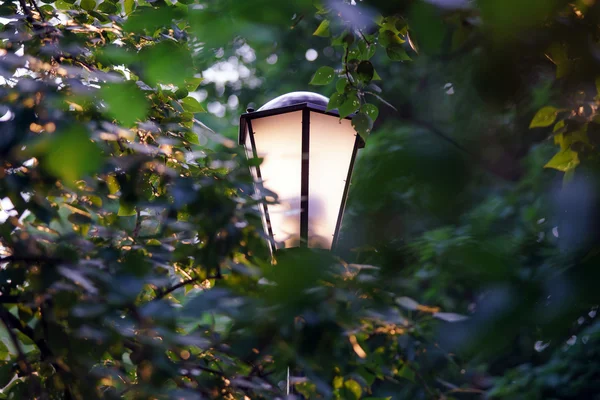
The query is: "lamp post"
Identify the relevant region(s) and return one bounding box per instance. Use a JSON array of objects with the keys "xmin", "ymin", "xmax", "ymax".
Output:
[{"xmin": 239, "ymin": 91, "xmax": 364, "ymax": 252}]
